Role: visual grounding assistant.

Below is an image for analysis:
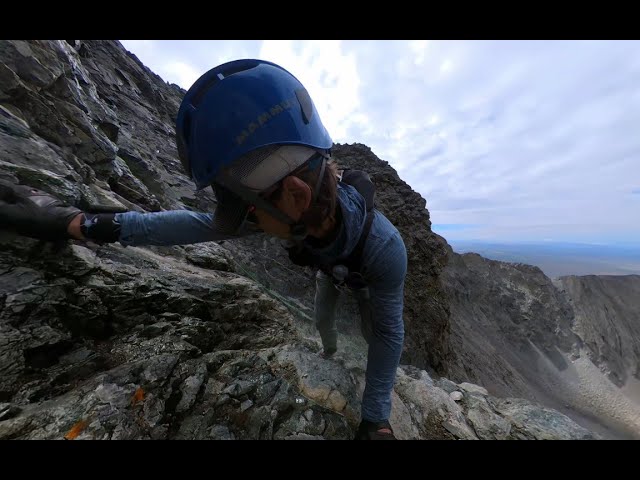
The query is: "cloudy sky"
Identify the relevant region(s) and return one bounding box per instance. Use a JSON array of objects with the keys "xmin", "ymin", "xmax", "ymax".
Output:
[{"xmin": 120, "ymin": 40, "xmax": 640, "ymax": 246}]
